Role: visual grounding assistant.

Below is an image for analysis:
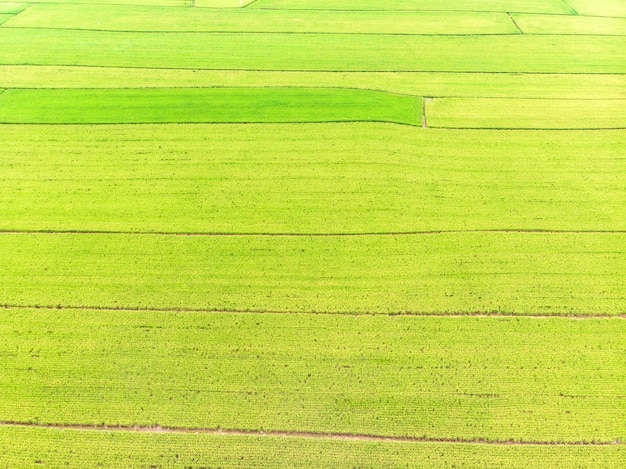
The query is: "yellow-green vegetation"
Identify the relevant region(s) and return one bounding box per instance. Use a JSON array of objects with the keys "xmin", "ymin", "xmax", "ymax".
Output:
[
  {"xmin": 1, "ymin": 310, "xmax": 624, "ymax": 442},
  {"xmin": 0, "ymin": 0, "xmax": 624, "ymax": 466},
  {"xmin": 2, "ymin": 426, "xmax": 623, "ymax": 469},
  {"xmin": 1, "ymin": 232, "xmax": 624, "ymax": 314},
  {"xmin": 427, "ymin": 98, "xmax": 626, "ymax": 129},
  {"xmin": 0, "ymin": 125, "xmax": 623, "ymax": 233}
]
